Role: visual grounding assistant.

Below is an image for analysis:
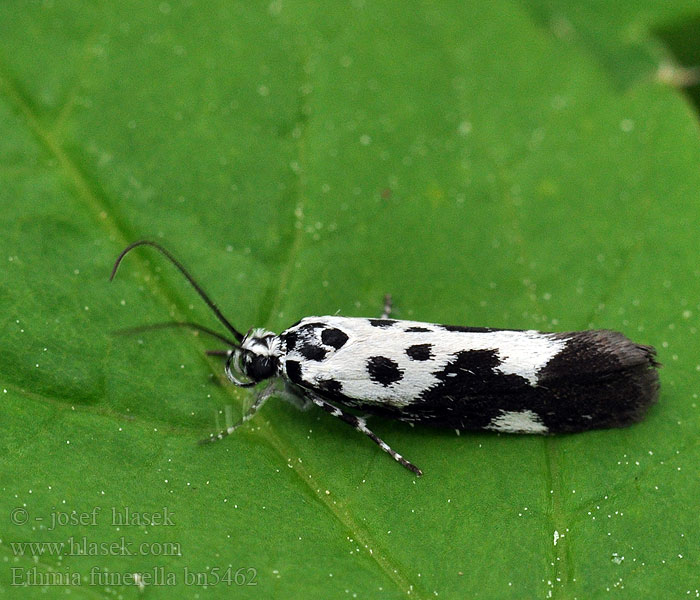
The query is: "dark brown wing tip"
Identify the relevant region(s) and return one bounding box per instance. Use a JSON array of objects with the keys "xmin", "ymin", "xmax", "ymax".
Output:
[{"xmin": 636, "ymin": 343, "xmax": 661, "ymax": 369}]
